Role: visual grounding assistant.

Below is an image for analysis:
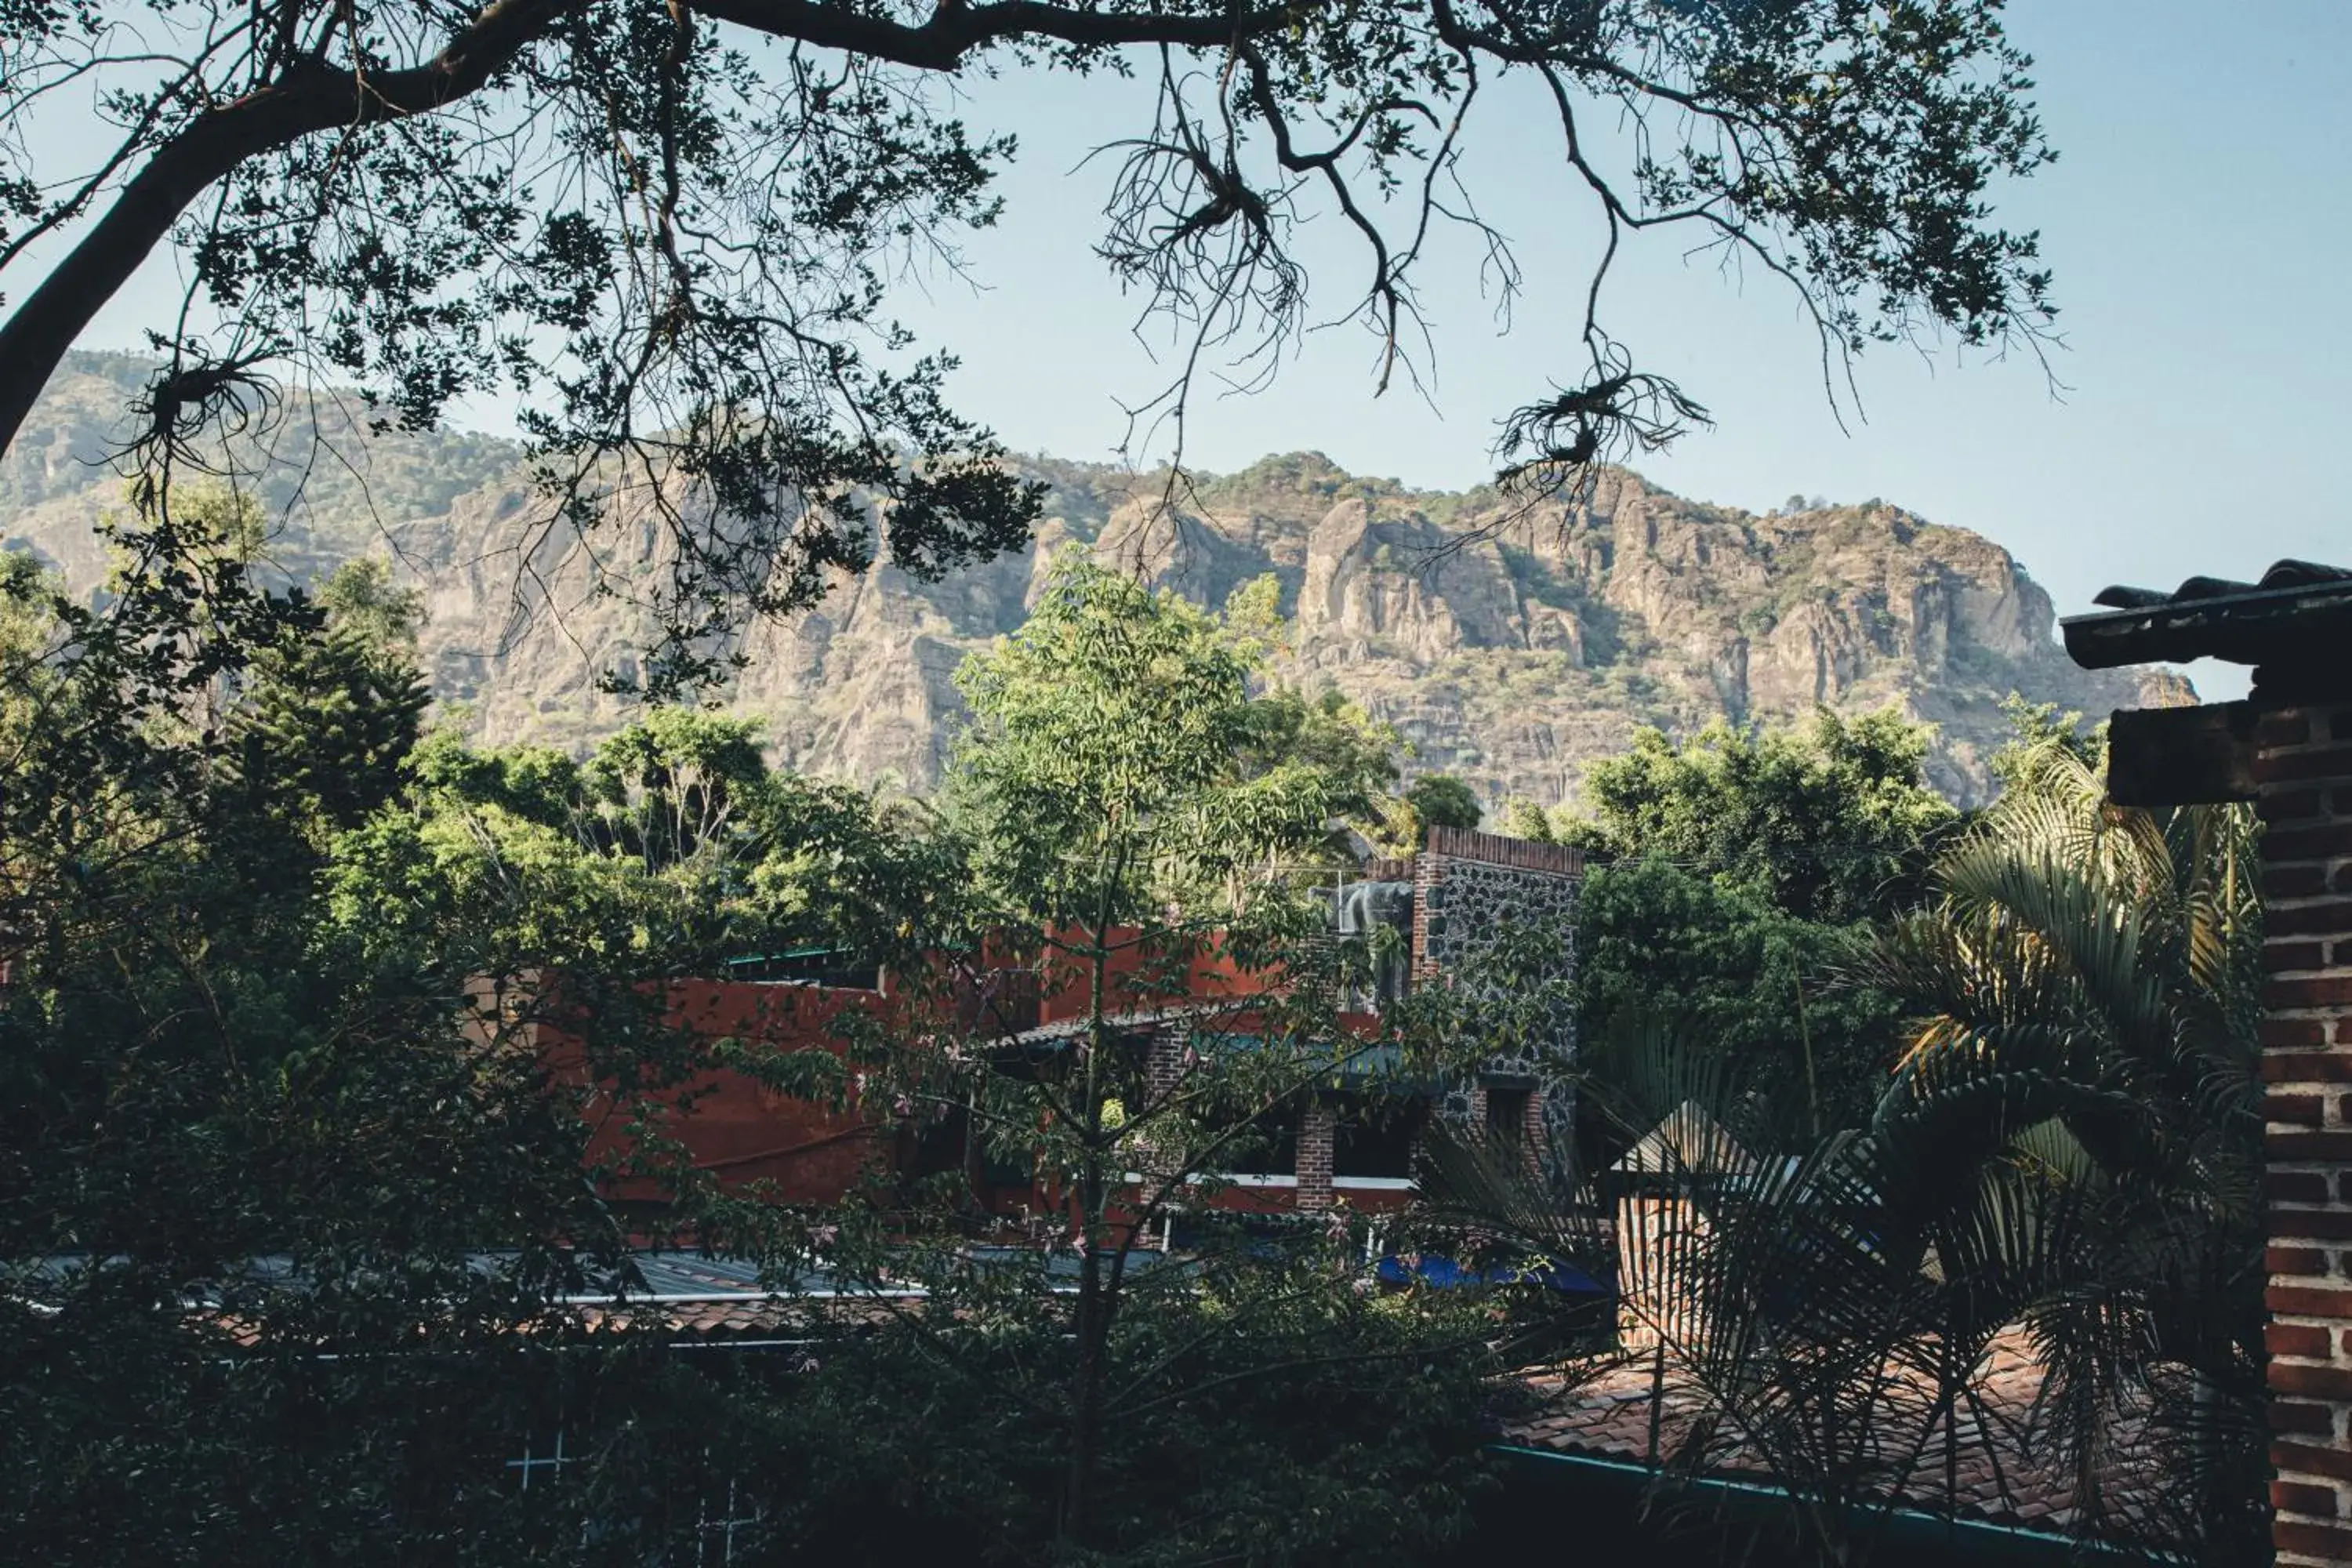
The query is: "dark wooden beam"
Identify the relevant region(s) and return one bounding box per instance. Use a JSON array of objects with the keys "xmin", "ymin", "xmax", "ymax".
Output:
[{"xmin": 2105, "ymin": 701, "xmax": 2256, "ymax": 808}]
